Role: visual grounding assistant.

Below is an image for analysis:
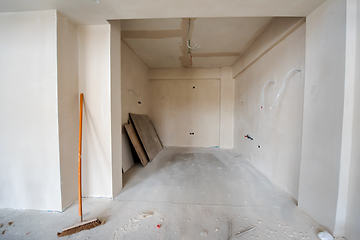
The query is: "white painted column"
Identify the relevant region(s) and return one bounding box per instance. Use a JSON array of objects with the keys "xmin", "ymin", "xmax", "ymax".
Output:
[
  {"xmin": 57, "ymin": 12, "xmax": 79, "ymax": 210},
  {"xmin": 298, "ymin": 0, "xmax": 346, "ymax": 235},
  {"xmin": 78, "ymin": 25, "xmax": 113, "ymax": 197},
  {"xmin": 109, "ymin": 20, "xmax": 122, "ymax": 197},
  {"xmin": 344, "ymin": 0, "xmax": 360, "ymax": 238},
  {"xmin": 219, "ymin": 67, "xmax": 234, "ymax": 149},
  {"xmin": 333, "ymin": 0, "xmax": 357, "ymax": 236}
]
